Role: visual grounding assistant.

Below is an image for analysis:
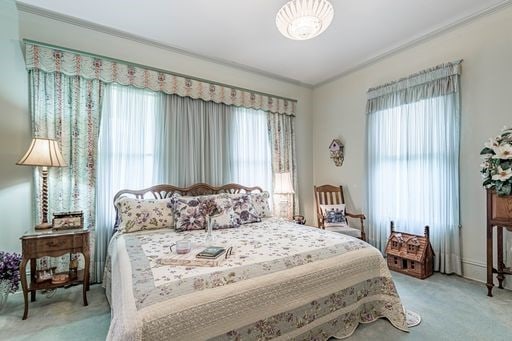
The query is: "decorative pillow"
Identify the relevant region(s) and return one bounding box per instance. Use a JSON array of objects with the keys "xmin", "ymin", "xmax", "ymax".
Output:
[
  {"xmin": 249, "ymin": 191, "xmax": 272, "ymax": 218},
  {"xmin": 228, "ymin": 193, "xmax": 262, "ymax": 224},
  {"xmin": 169, "ymin": 195, "xmax": 206, "ymax": 232},
  {"xmin": 169, "ymin": 193, "xmax": 235, "ymax": 232},
  {"xmin": 115, "ymin": 197, "xmax": 174, "ymax": 233},
  {"xmin": 320, "ymin": 204, "xmax": 347, "ymax": 227},
  {"xmin": 208, "ymin": 207, "xmax": 240, "ymax": 230}
]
